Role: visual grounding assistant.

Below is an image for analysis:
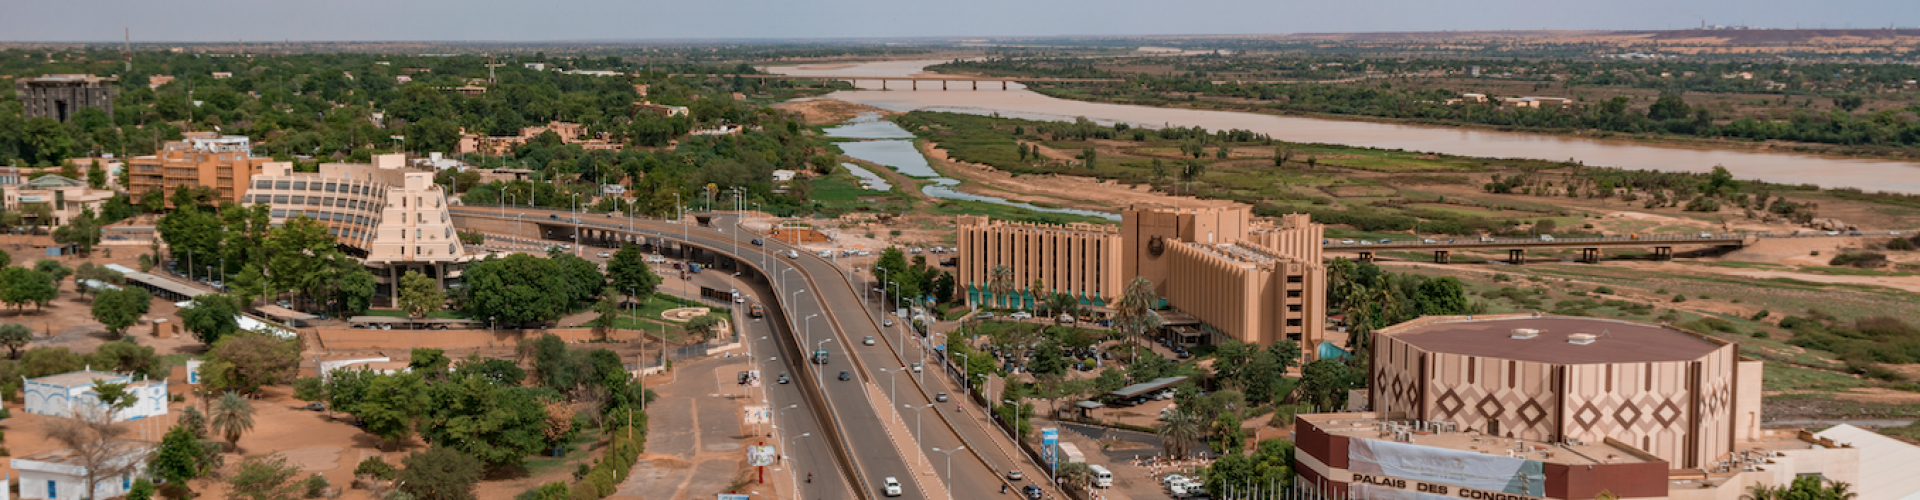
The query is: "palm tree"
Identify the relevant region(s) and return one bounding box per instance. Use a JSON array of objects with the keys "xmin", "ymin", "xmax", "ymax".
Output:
[
  {"xmin": 1046, "ymin": 292, "xmax": 1078, "ymax": 323},
  {"xmin": 211, "ymin": 392, "xmax": 256, "ymax": 452},
  {"xmin": 1741, "ymin": 484, "xmax": 1781, "ymax": 500},
  {"xmin": 1113, "ymin": 276, "xmax": 1160, "ymax": 339},
  {"xmin": 1156, "ymin": 409, "xmax": 1204, "ymax": 459},
  {"xmin": 1826, "ymin": 481, "xmax": 1858, "ymax": 500},
  {"xmin": 987, "ymin": 265, "xmax": 1014, "ymax": 310}
]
